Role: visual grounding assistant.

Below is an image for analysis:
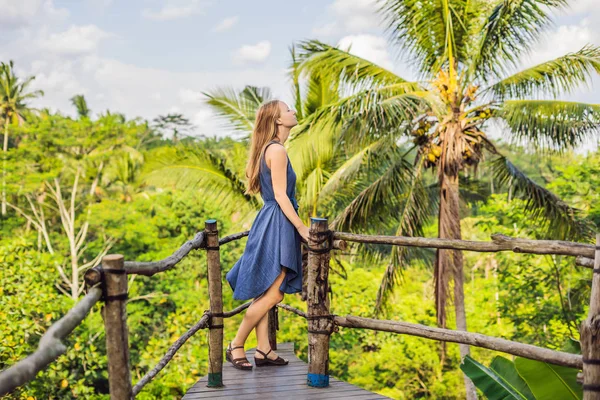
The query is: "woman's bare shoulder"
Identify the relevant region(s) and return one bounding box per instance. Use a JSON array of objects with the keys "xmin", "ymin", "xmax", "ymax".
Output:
[{"xmin": 265, "ymin": 142, "xmax": 287, "ymax": 168}]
